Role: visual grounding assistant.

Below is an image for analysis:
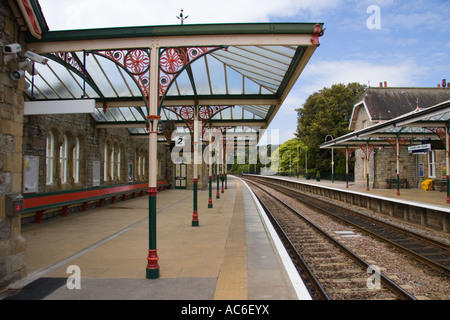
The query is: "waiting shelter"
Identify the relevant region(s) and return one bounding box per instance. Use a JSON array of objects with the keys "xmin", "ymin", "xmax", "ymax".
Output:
[{"xmin": 320, "ymin": 96, "xmax": 450, "ymax": 204}]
